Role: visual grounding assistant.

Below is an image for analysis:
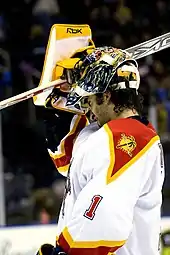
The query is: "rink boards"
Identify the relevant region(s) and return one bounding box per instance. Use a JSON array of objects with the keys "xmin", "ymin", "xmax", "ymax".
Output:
[{"xmin": 0, "ymin": 218, "xmax": 169, "ymax": 255}]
